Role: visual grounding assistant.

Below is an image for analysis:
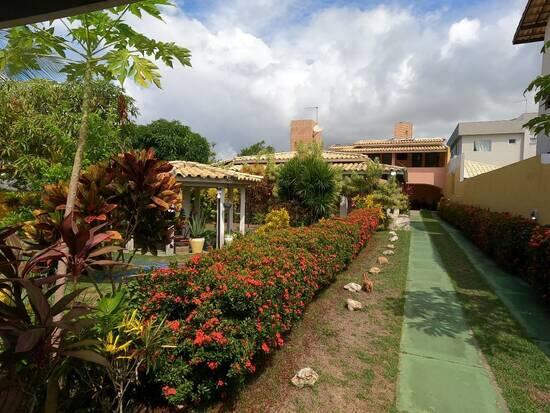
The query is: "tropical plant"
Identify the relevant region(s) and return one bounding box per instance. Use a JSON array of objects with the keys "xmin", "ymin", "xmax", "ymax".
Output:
[
  {"xmin": 189, "ymin": 212, "xmax": 206, "ymax": 238},
  {"xmin": 129, "ymin": 119, "xmax": 215, "ymax": 162},
  {"xmin": 256, "ymin": 208, "xmax": 290, "ymax": 234},
  {"xmin": 524, "ymin": 41, "xmax": 550, "ymax": 136},
  {"xmin": 238, "ymin": 140, "xmax": 275, "ymax": 156},
  {"xmin": 1, "ymin": 0, "xmax": 192, "ymax": 302},
  {"xmin": 372, "ymin": 177, "xmax": 409, "ymax": 212},
  {"xmin": 0, "ymin": 224, "xmax": 114, "ymax": 412},
  {"xmin": 0, "ymin": 79, "xmax": 137, "ymax": 190},
  {"xmin": 276, "ymin": 144, "xmax": 339, "ymax": 225},
  {"xmin": 340, "ymin": 161, "xmax": 383, "ymax": 197}
]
